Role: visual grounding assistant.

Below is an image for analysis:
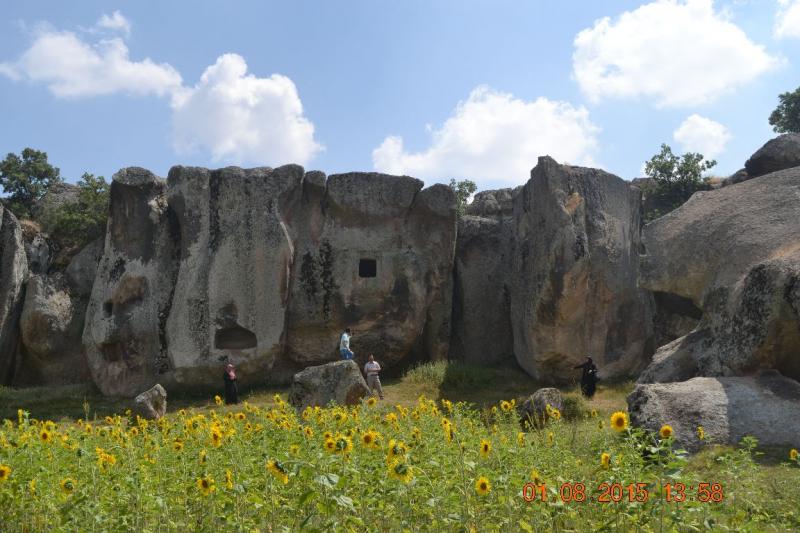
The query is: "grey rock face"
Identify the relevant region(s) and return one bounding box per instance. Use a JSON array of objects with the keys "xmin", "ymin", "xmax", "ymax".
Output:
[
  {"xmin": 65, "ymin": 238, "xmax": 104, "ymax": 296},
  {"xmin": 83, "ymin": 165, "xmax": 457, "ymax": 396},
  {"xmin": 288, "ymin": 360, "xmax": 369, "ymax": 410},
  {"xmin": 83, "ymin": 167, "xmax": 179, "ymax": 396},
  {"xmin": 723, "ymin": 168, "xmax": 750, "ymax": 186},
  {"xmin": 510, "ymin": 157, "xmax": 653, "ymax": 382},
  {"xmin": 14, "ymin": 273, "xmax": 92, "ymax": 385},
  {"xmin": 745, "ymin": 133, "xmax": 800, "ymax": 179},
  {"xmin": 466, "ymin": 188, "xmax": 519, "ymax": 217},
  {"xmin": 450, "ymin": 215, "xmax": 514, "ymax": 364},
  {"xmin": 0, "ymin": 205, "xmax": 28, "ymax": 384},
  {"xmin": 283, "ymin": 172, "xmax": 457, "ymax": 369},
  {"xmin": 639, "ymin": 167, "xmax": 800, "ymax": 382},
  {"xmin": 33, "ymin": 182, "xmax": 80, "ymax": 220},
  {"xmin": 518, "ymin": 387, "xmax": 564, "ymax": 428},
  {"xmin": 22, "ymin": 230, "xmax": 51, "ymax": 275},
  {"xmin": 628, "ymin": 371, "xmax": 800, "ymax": 451},
  {"xmin": 134, "ymin": 383, "xmax": 167, "ymax": 419}
]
